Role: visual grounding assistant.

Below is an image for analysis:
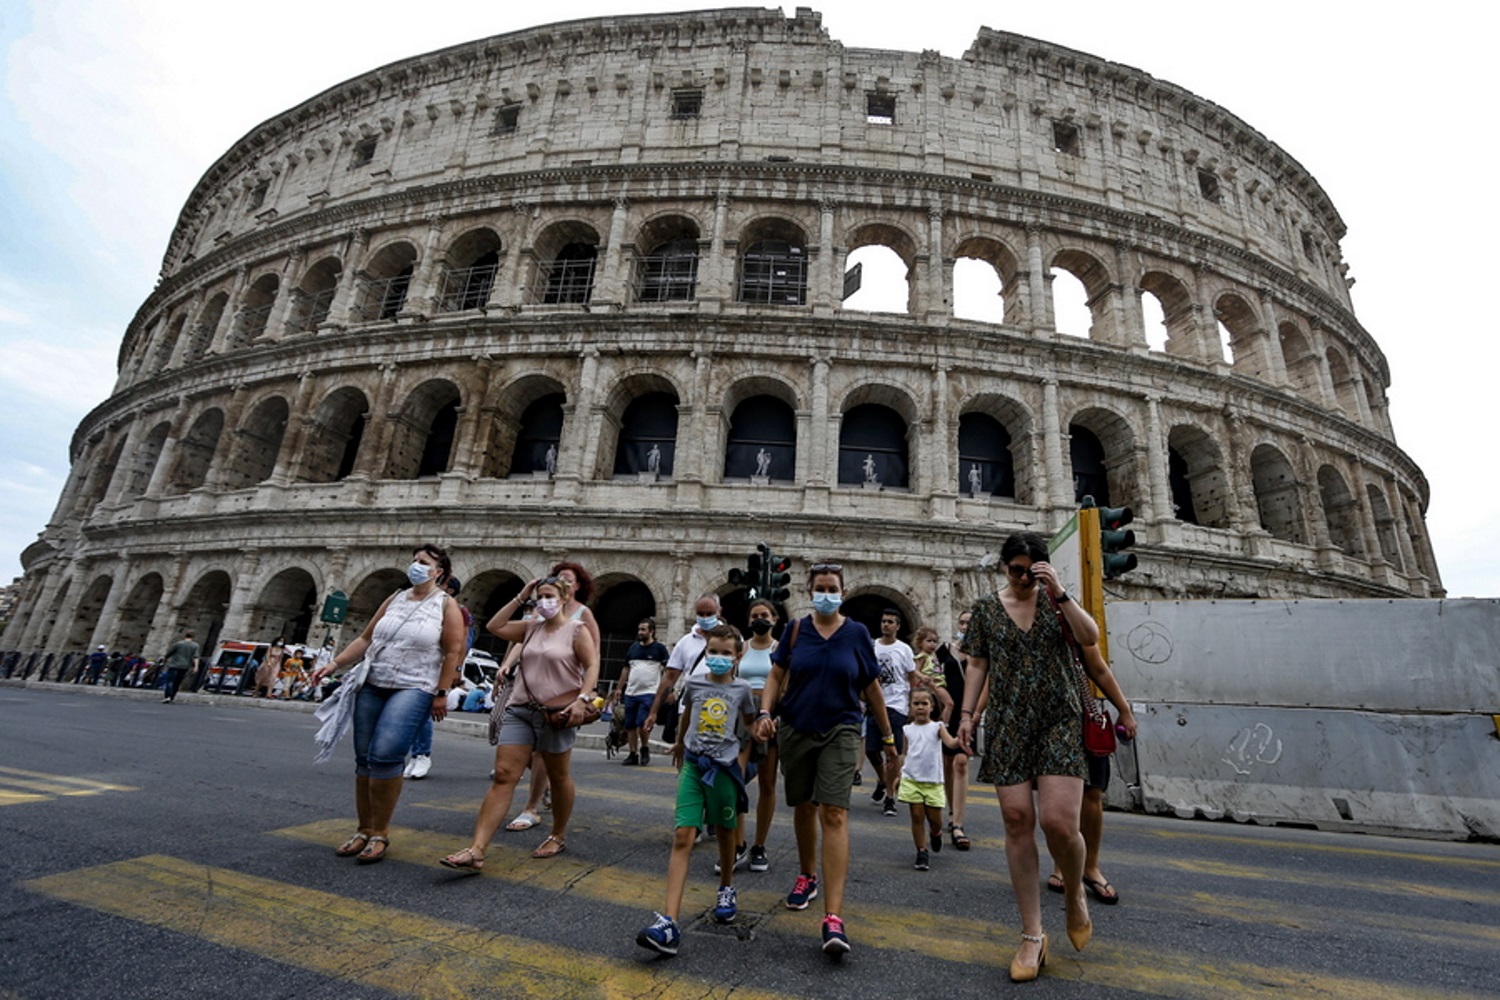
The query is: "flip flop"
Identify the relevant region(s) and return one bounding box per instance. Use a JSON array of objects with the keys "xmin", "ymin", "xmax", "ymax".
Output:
[
  {"xmin": 334, "ymin": 832, "xmax": 371, "ymax": 857},
  {"xmin": 1046, "ymin": 872, "xmax": 1066, "ymax": 893},
  {"xmin": 355, "ymin": 835, "xmax": 389, "ymax": 865},
  {"xmin": 531, "ymin": 834, "xmax": 566, "ymax": 859},
  {"xmin": 1084, "ymin": 877, "xmax": 1120, "ymax": 905},
  {"xmin": 505, "ymin": 811, "xmax": 541, "ymax": 831}
]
